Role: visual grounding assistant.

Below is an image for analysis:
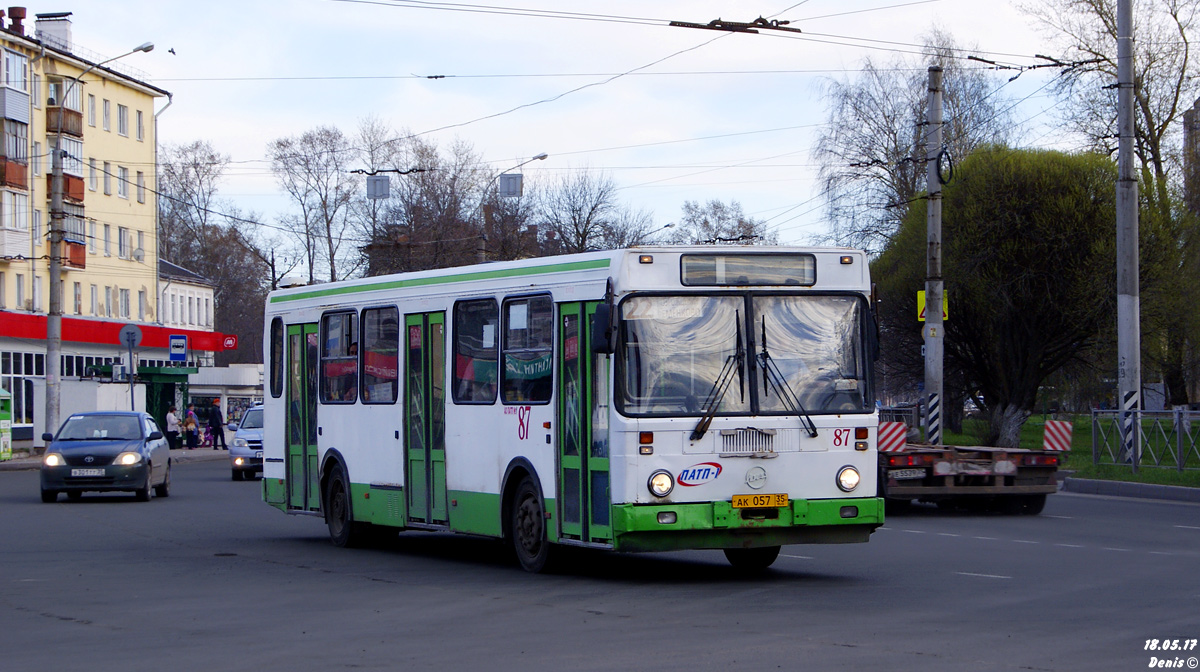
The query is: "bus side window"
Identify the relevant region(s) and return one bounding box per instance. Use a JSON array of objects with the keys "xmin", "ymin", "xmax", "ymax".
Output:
[
  {"xmin": 361, "ymin": 307, "xmax": 399, "ymax": 404},
  {"xmin": 320, "ymin": 311, "xmax": 358, "ymax": 404},
  {"xmin": 501, "ymin": 295, "xmax": 553, "ymax": 404},
  {"xmin": 452, "ymin": 299, "xmax": 499, "ymax": 404}
]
